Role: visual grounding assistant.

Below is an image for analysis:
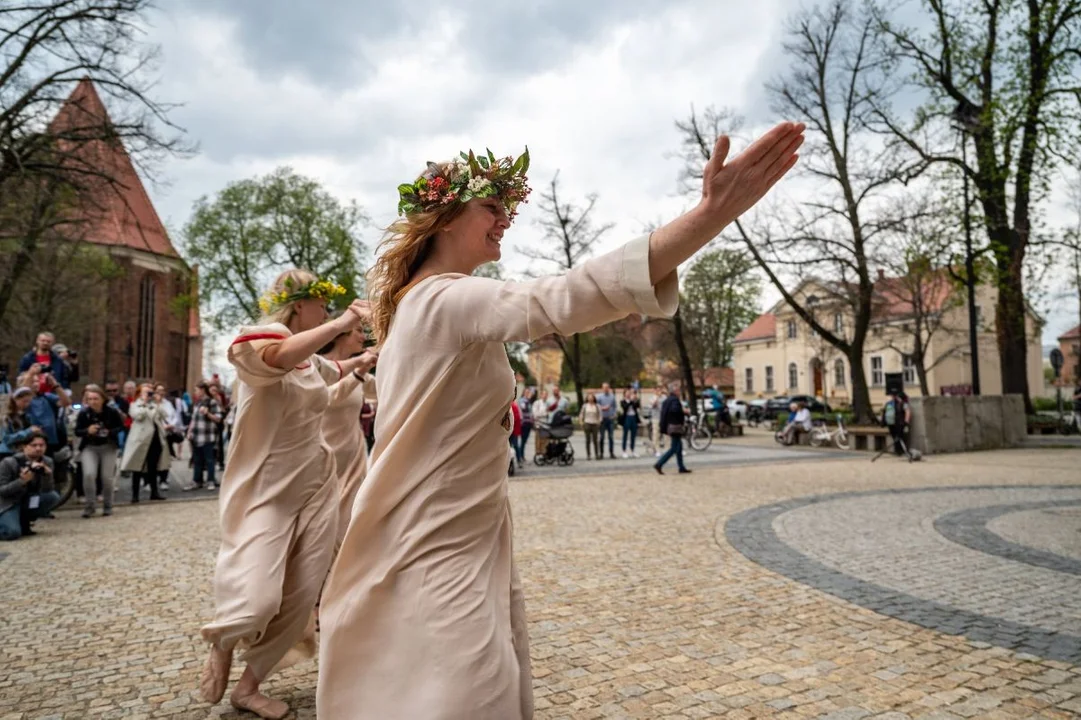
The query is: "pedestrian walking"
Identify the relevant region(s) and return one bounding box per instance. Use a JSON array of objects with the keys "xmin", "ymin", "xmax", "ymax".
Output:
[{"xmin": 654, "ymin": 384, "xmax": 691, "ymax": 475}]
